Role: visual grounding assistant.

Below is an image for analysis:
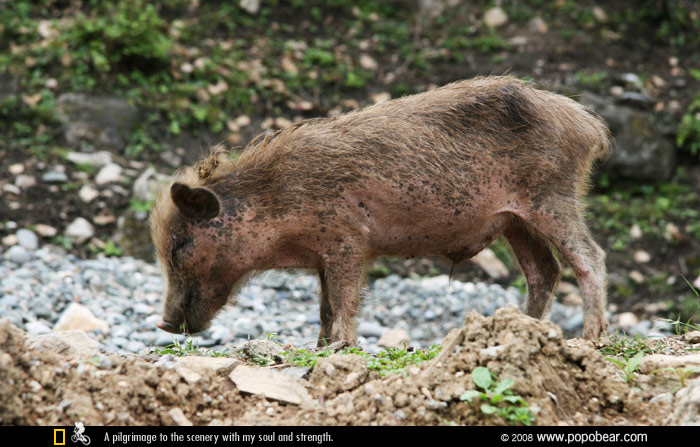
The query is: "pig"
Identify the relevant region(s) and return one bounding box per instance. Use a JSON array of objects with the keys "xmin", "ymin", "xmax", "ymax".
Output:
[{"xmin": 150, "ymin": 76, "xmax": 612, "ymax": 346}]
